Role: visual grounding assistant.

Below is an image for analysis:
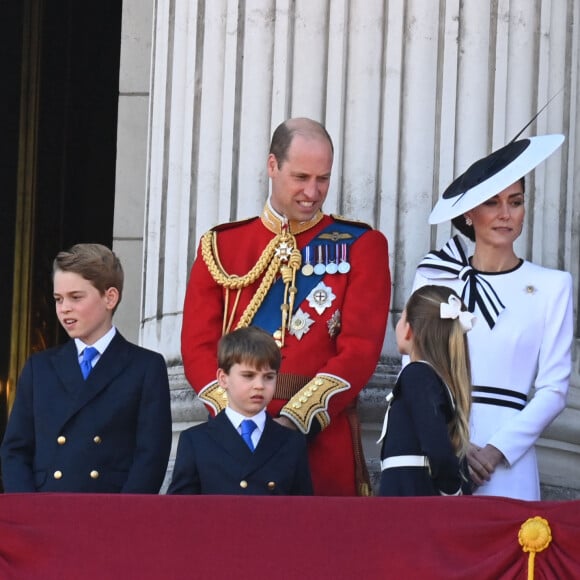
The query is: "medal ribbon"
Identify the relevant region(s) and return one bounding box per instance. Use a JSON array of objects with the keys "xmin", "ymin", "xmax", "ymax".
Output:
[{"xmin": 252, "ymin": 221, "xmax": 368, "ymax": 333}]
